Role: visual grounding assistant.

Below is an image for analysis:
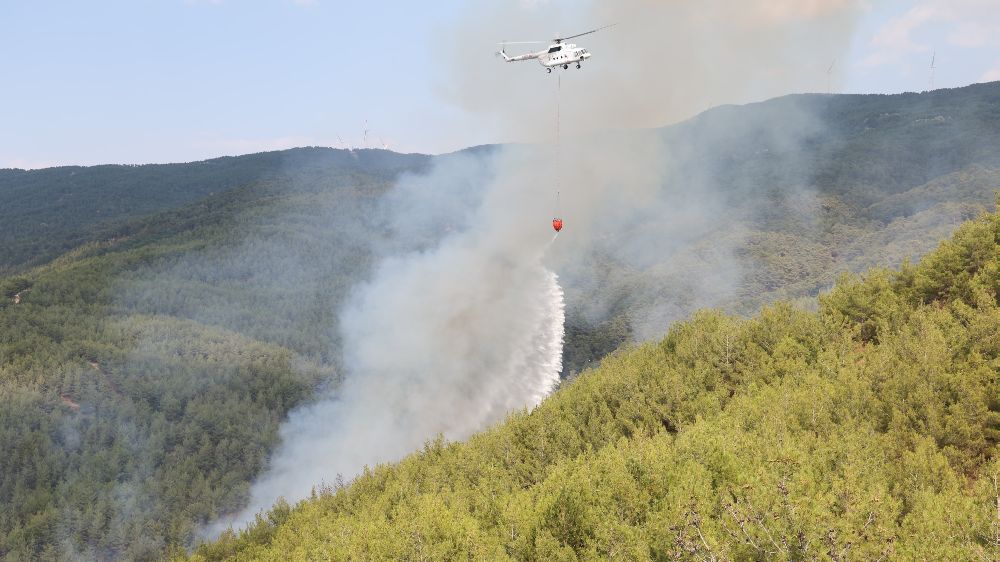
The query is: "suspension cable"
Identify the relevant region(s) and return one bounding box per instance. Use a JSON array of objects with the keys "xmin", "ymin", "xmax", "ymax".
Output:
[{"xmin": 555, "ymin": 73, "xmax": 561, "ymax": 217}]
